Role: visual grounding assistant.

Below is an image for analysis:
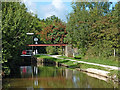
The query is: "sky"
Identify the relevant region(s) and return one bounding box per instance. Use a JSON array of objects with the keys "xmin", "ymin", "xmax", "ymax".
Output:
[
  {"xmin": 22, "ymin": 0, "xmax": 73, "ymax": 22},
  {"xmin": 22, "ymin": 0, "xmax": 119, "ymax": 22}
]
